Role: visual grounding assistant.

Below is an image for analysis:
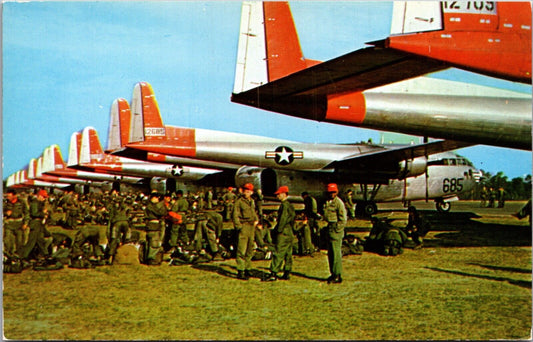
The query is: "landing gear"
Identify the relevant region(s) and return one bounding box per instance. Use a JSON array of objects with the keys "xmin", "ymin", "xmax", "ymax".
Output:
[
  {"xmin": 435, "ymin": 200, "xmax": 451, "ymax": 213},
  {"xmin": 356, "ymin": 202, "xmax": 378, "ymax": 217}
]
